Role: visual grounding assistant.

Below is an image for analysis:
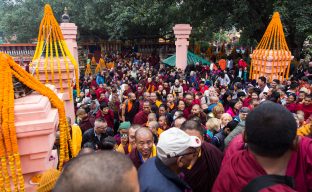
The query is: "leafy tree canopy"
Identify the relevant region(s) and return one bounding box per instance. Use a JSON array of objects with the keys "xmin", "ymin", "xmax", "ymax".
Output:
[{"xmin": 0, "ymin": 0, "xmax": 311, "ymax": 54}]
